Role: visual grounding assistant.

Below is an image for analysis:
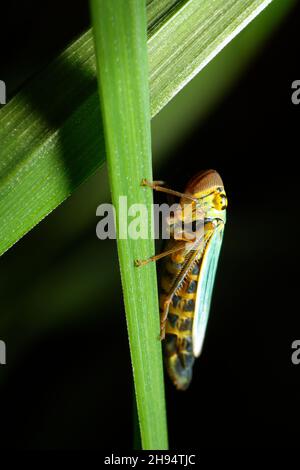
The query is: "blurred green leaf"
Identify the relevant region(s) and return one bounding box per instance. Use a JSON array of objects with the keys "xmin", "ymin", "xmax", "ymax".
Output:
[{"xmin": 0, "ymin": 0, "xmax": 279, "ymax": 256}]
